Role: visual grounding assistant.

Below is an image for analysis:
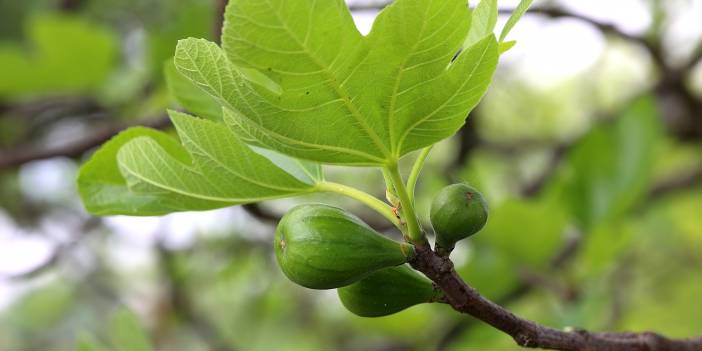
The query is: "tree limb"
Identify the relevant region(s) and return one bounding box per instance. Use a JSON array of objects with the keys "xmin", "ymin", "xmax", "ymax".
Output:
[
  {"xmin": 0, "ymin": 115, "xmax": 170, "ymax": 170},
  {"xmin": 409, "ymin": 244, "xmax": 702, "ymax": 351}
]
